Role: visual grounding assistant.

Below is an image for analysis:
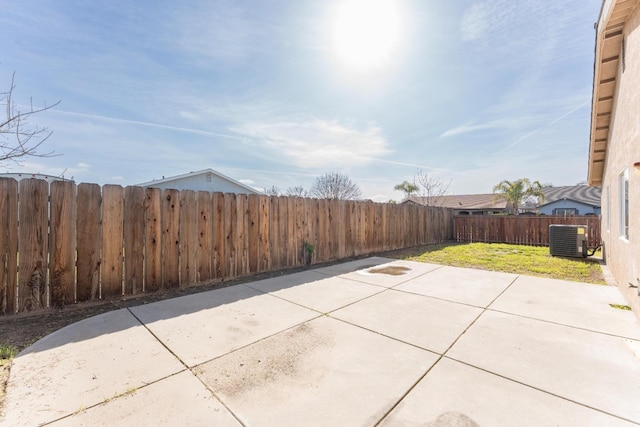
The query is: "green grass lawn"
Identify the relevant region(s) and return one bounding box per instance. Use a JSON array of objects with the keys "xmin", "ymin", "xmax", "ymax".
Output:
[{"xmin": 392, "ymin": 242, "xmax": 605, "ymax": 284}]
